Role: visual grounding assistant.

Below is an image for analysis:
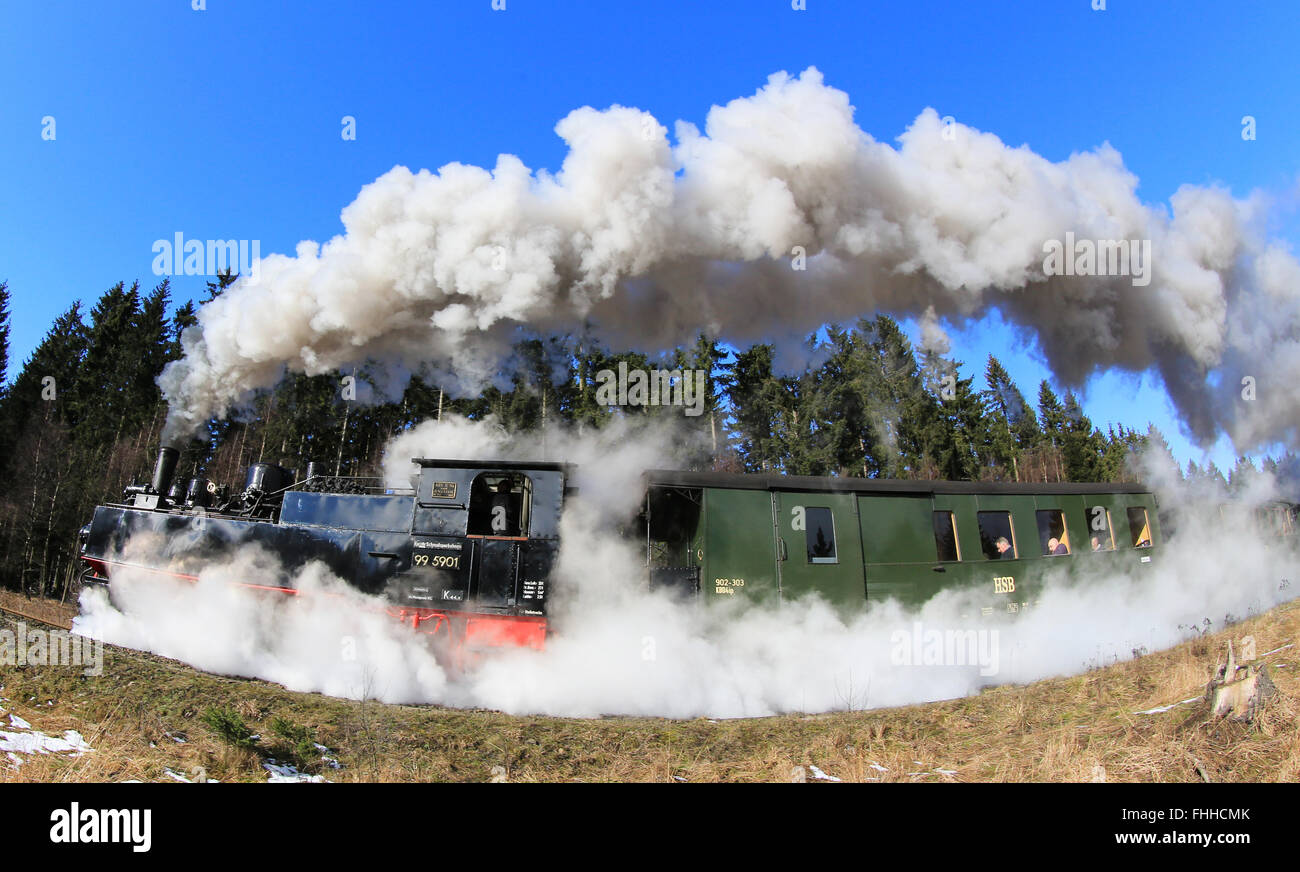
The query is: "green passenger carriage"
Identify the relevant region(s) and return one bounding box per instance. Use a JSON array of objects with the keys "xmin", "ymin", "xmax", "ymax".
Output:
[{"xmin": 640, "ymin": 471, "xmax": 1161, "ymax": 616}]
